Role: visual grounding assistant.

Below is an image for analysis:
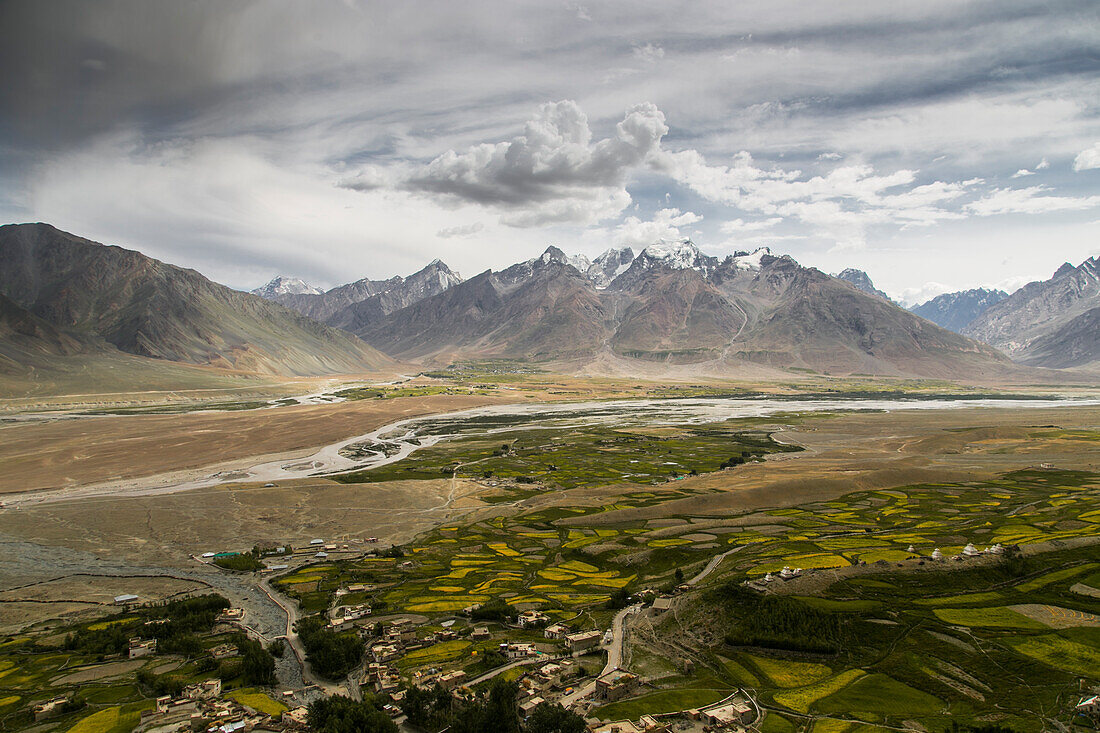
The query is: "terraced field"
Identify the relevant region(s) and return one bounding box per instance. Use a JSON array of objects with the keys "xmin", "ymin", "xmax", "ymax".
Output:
[
  {"xmin": 650, "ymin": 468, "xmax": 1100, "ymax": 732},
  {"xmin": 268, "ymin": 465, "xmax": 1100, "ymax": 730},
  {"xmin": 272, "ymin": 489, "xmax": 705, "ymax": 618}
]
